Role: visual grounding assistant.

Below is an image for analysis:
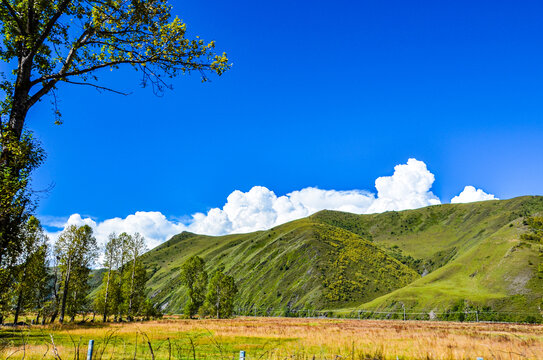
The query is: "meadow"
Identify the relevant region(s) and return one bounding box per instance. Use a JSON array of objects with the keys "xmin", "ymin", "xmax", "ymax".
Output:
[{"xmin": 1, "ymin": 317, "xmax": 542, "ymax": 360}]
